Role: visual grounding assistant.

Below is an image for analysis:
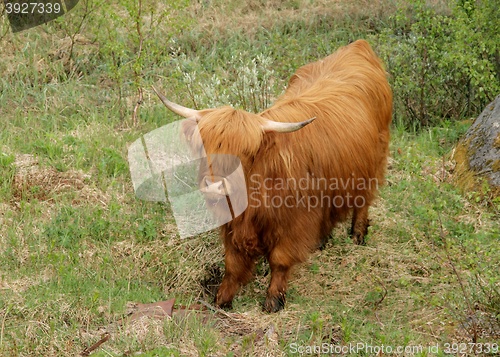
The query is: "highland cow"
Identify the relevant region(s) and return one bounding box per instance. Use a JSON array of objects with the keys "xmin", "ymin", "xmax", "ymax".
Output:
[{"xmin": 153, "ymin": 40, "xmax": 392, "ymax": 312}]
